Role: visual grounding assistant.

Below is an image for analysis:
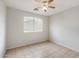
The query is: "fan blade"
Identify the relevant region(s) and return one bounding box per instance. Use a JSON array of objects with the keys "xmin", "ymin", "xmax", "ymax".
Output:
[
  {"xmin": 33, "ymin": 8, "xmax": 39, "ymax": 11},
  {"xmin": 42, "ymin": 1, "xmax": 47, "ymax": 3},
  {"xmin": 48, "ymin": 0, "xmax": 54, "ymax": 3},
  {"xmin": 49, "ymin": 6, "xmax": 55, "ymax": 8},
  {"xmin": 42, "ymin": 0, "xmax": 53, "ymax": 3}
]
